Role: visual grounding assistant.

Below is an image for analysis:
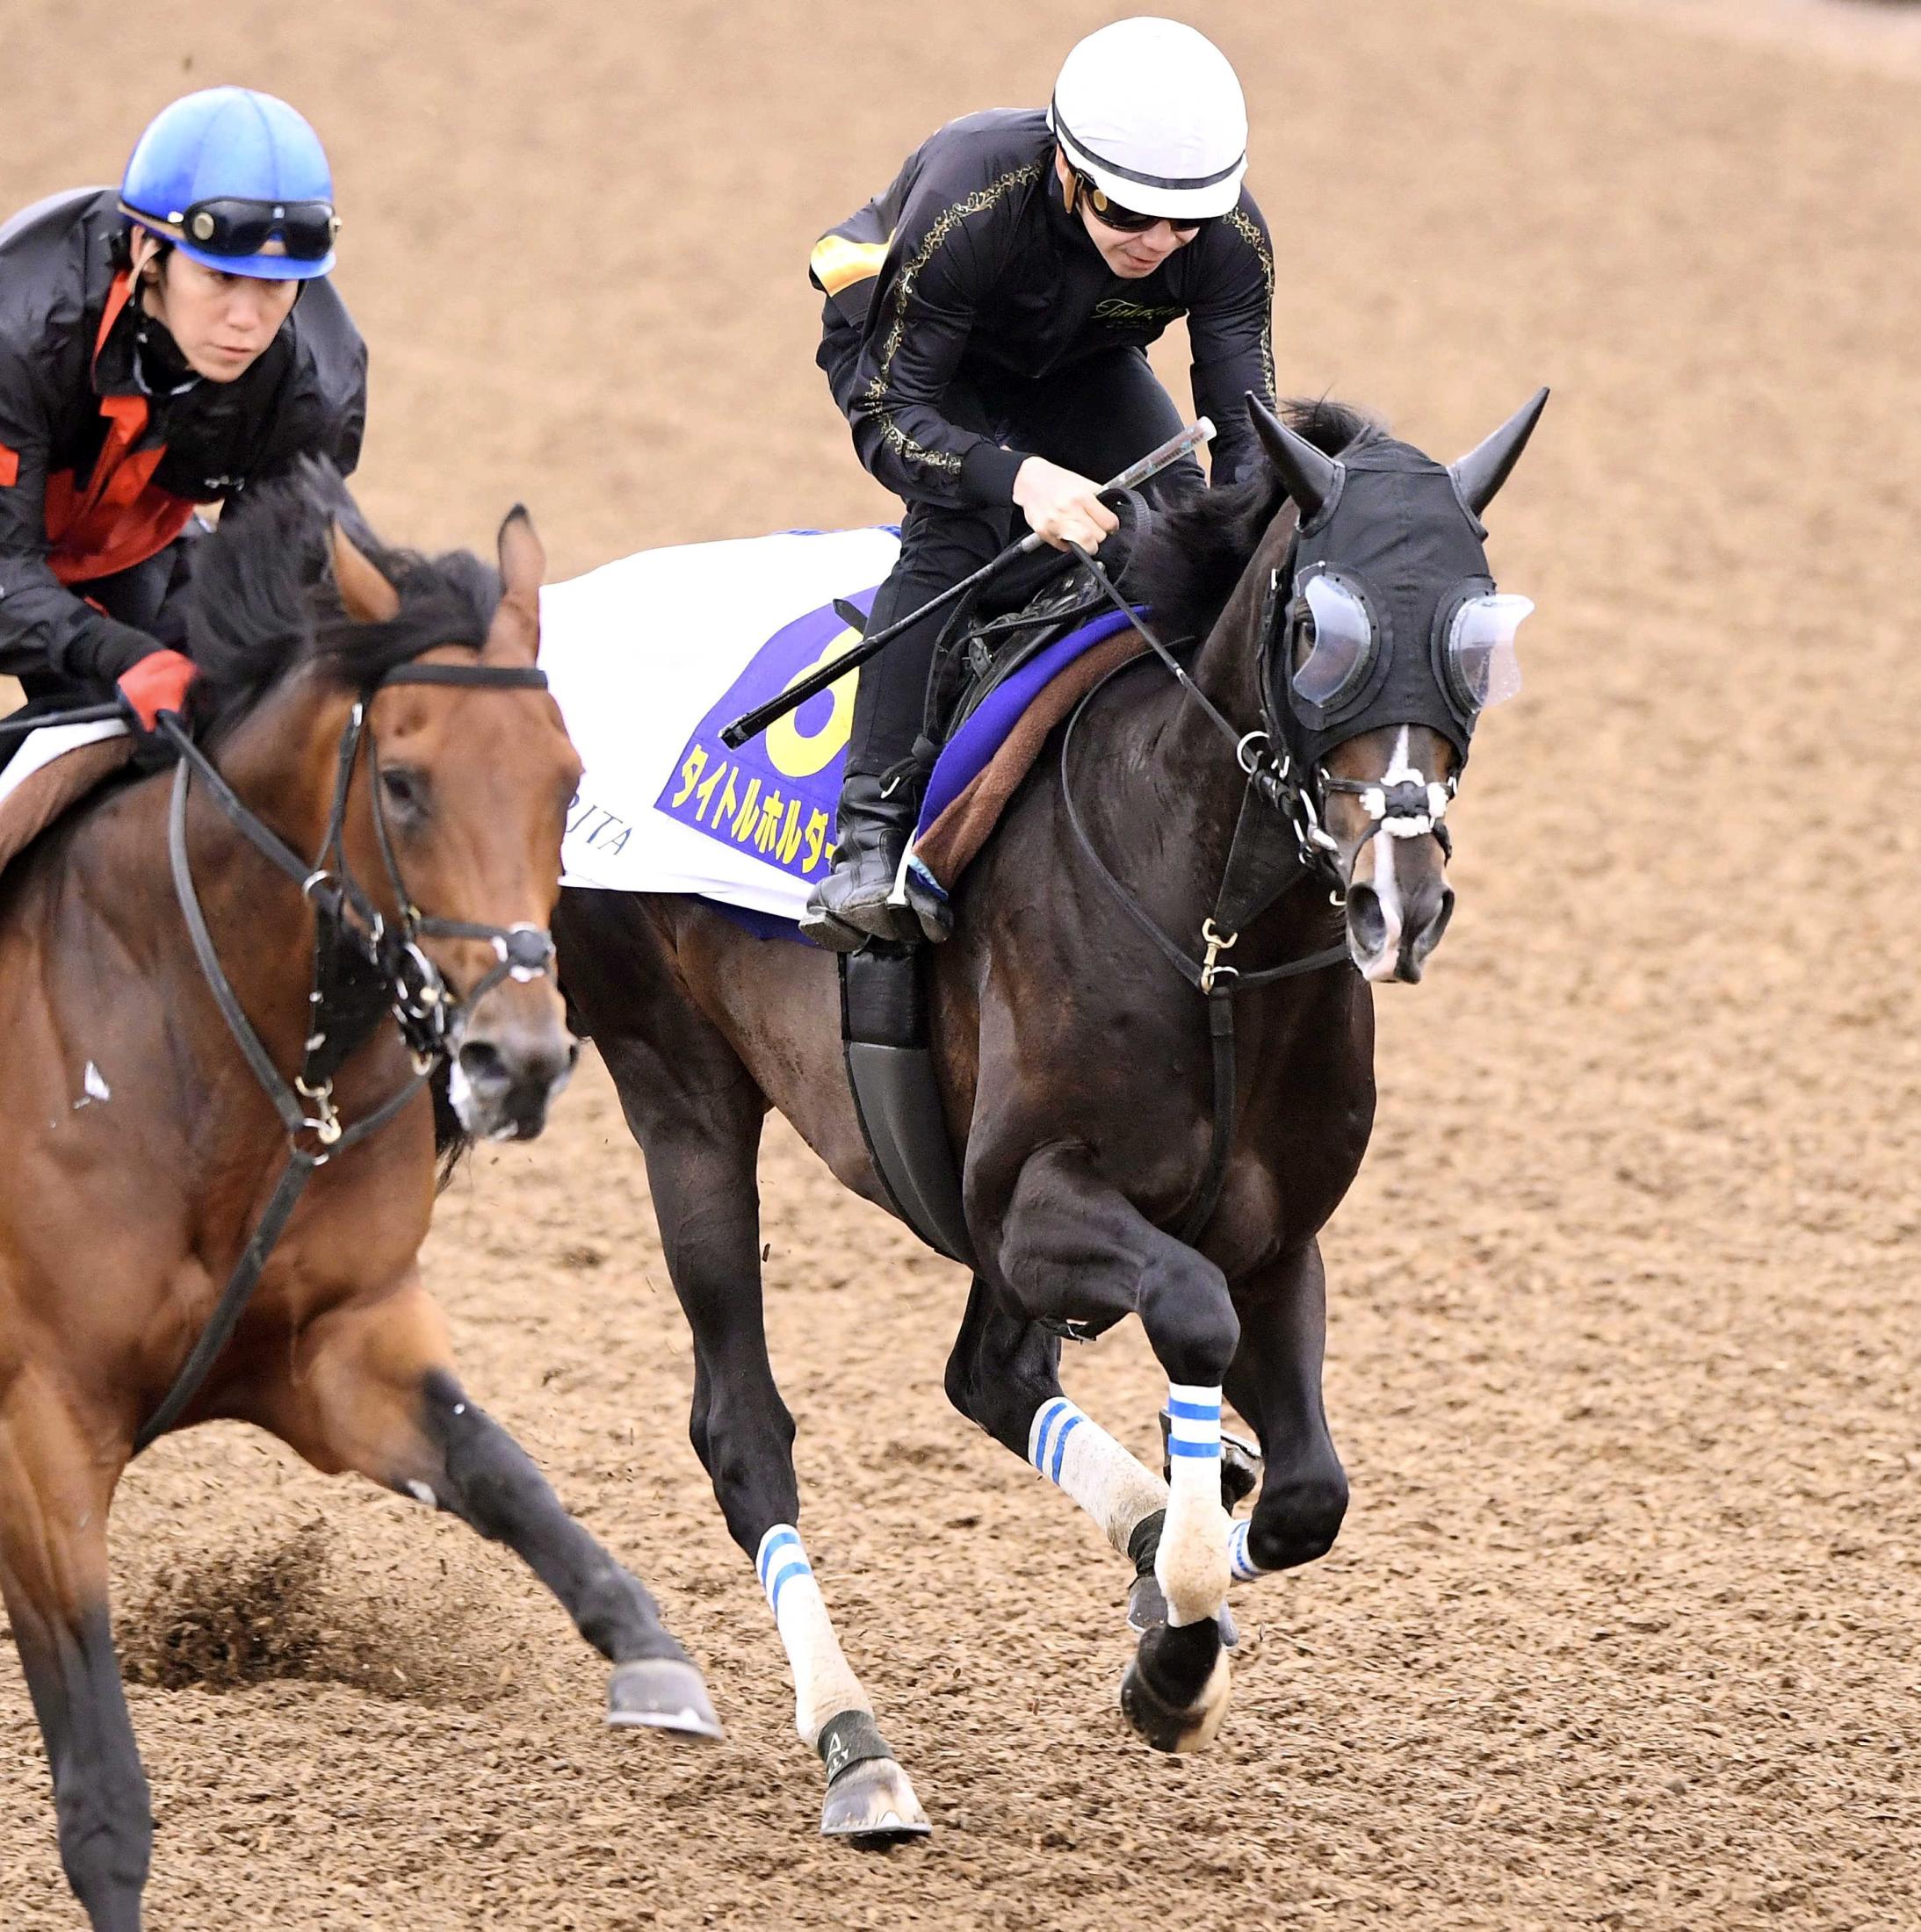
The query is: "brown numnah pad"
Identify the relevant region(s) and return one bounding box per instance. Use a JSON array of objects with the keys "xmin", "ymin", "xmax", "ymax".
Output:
[
  {"xmin": 0, "ymin": 735, "xmax": 138, "ymax": 880},
  {"xmin": 914, "ymin": 633, "xmax": 1144, "ymax": 892}
]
